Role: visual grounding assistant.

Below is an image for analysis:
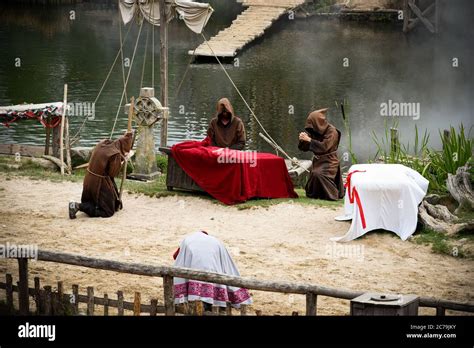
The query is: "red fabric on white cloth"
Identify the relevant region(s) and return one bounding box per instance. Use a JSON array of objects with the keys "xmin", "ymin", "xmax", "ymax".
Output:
[
  {"xmin": 332, "ymin": 164, "xmax": 429, "ymax": 242},
  {"xmin": 173, "ymin": 231, "xmax": 252, "ymax": 308}
]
